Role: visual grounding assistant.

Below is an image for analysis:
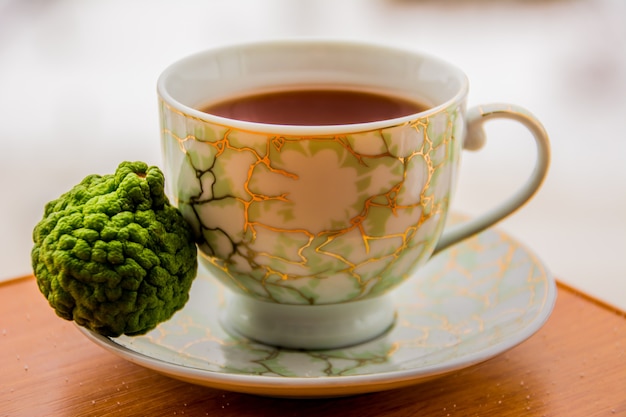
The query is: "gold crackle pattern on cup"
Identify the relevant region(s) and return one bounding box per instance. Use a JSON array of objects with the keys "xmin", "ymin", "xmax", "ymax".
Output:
[{"xmin": 159, "ymin": 100, "xmax": 464, "ymax": 305}]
